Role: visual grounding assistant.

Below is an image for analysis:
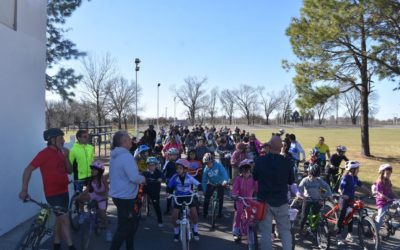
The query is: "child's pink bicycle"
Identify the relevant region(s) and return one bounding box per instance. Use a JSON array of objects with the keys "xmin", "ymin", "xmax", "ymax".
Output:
[{"xmin": 233, "ymin": 196, "xmax": 266, "ymax": 250}]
